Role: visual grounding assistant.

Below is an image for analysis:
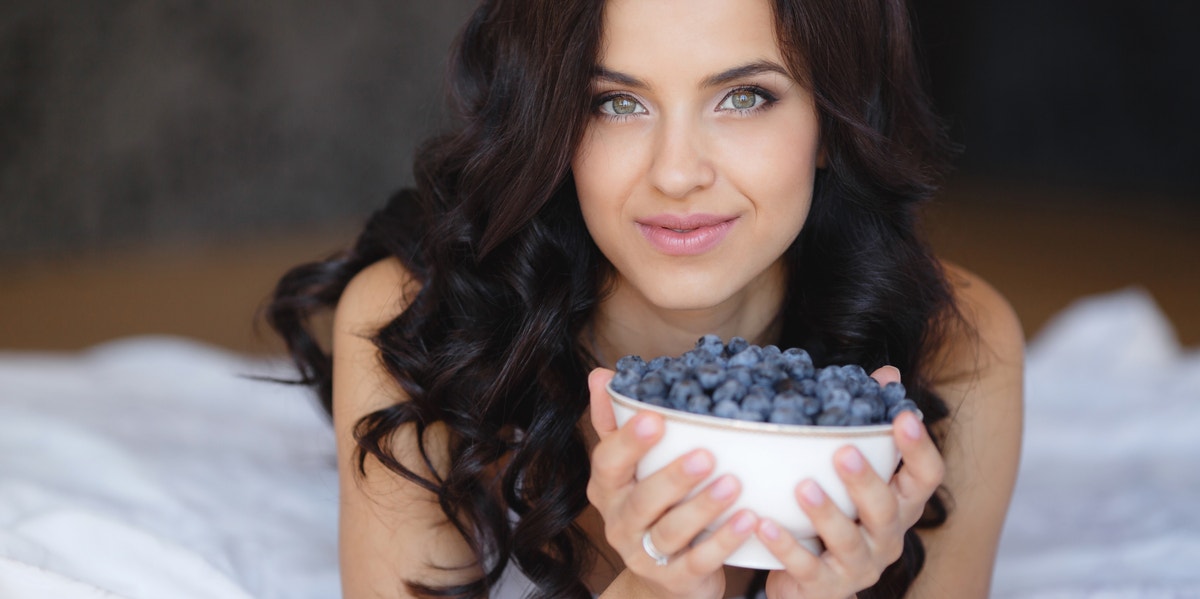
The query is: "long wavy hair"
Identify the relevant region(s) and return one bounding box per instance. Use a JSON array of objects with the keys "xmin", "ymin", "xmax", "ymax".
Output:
[{"xmin": 266, "ymin": 0, "xmax": 959, "ymax": 597}]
